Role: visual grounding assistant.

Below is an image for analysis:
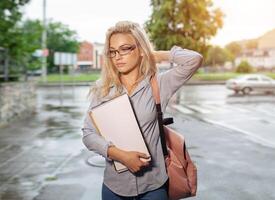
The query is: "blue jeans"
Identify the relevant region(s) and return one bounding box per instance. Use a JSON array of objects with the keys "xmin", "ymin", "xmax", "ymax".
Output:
[{"xmin": 102, "ymin": 183, "xmax": 168, "ymax": 200}]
